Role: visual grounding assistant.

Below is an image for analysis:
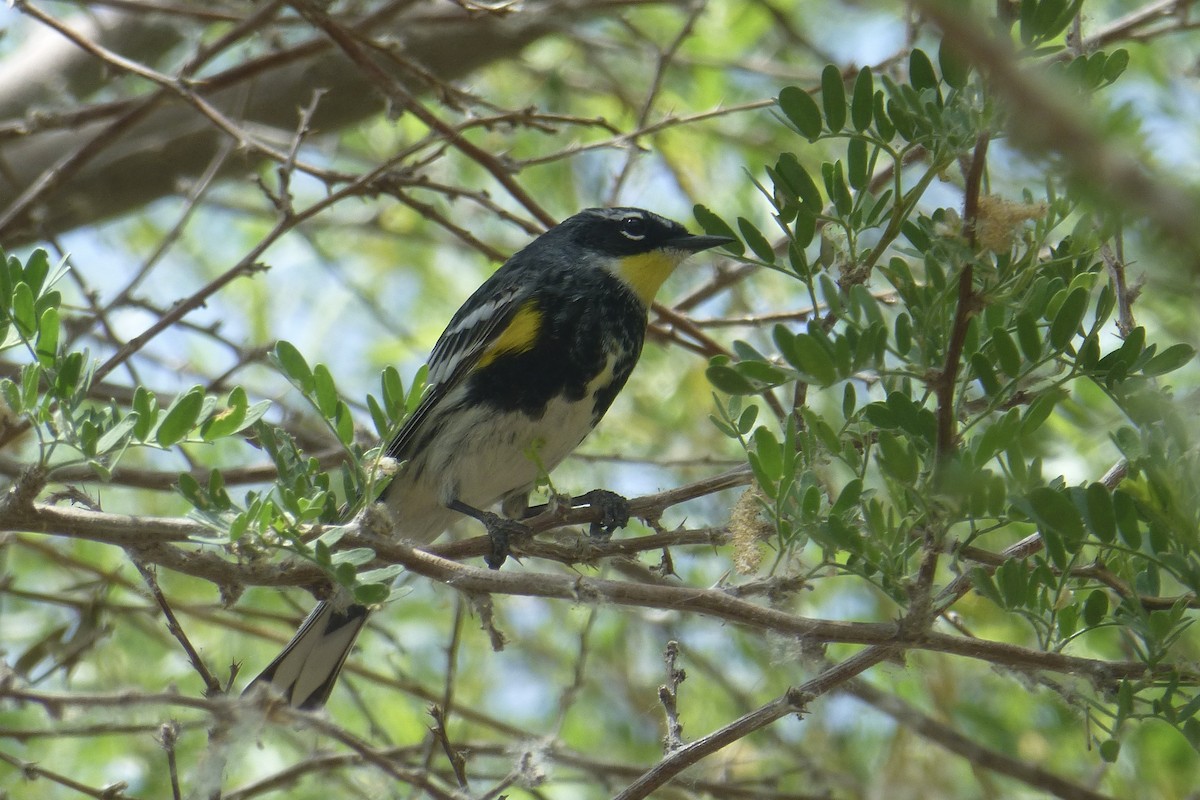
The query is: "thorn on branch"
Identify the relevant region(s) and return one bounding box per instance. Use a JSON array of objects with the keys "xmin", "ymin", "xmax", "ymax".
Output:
[
  {"xmin": 659, "ymin": 640, "xmax": 687, "ymax": 753},
  {"xmin": 429, "ymin": 704, "xmax": 470, "ymax": 790},
  {"xmin": 783, "ymin": 686, "xmax": 812, "ymax": 718},
  {"xmin": 158, "ymin": 721, "xmax": 183, "ymax": 800},
  {"xmin": 467, "ymin": 591, "xmax": 507, "ymax": 652},
  {"xmin": 133, "ymin": 559, "xmax": 223, "ymax": 699},
  {"xmin": 1099, "ymin": 240, "xmax": 1138, "ymax": 337}
]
